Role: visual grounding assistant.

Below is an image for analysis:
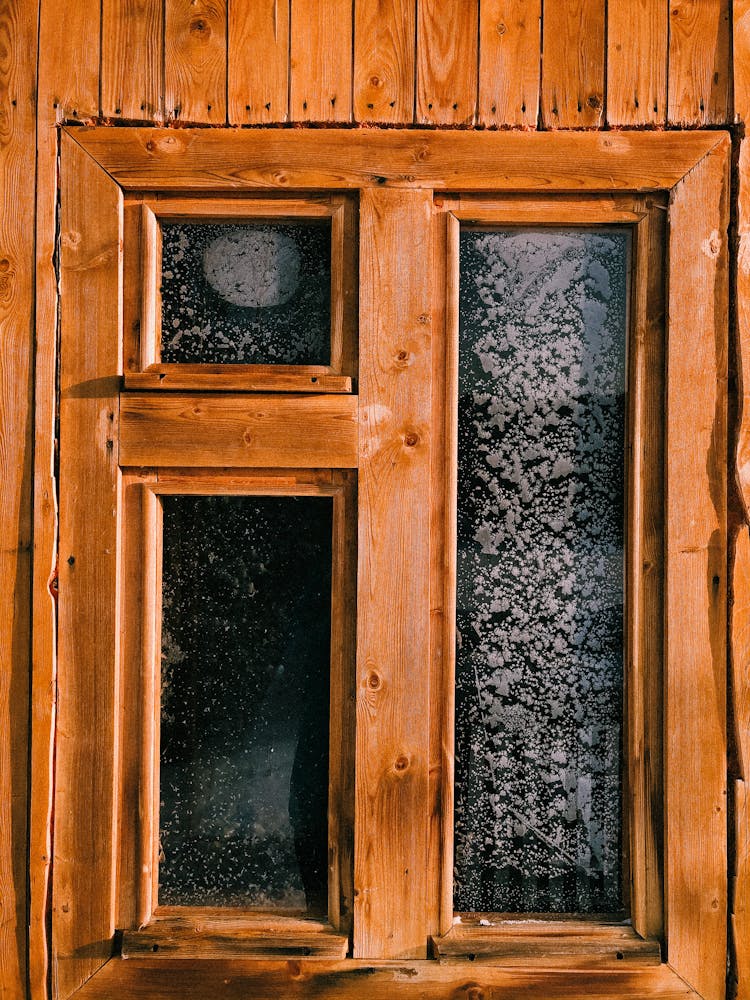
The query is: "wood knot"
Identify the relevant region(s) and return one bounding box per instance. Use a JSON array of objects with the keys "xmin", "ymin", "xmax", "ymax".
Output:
[
  {"xmin": 394, "ymin": 755, "xmax": 409, "ymax": 772},
  {"xmin": 417, "ymin": 313, "xmax": 430, "ymax": 324},
  {"xmin": 190, "ymin": 17, "xmax": 207, "ymax": 32},
  {"xmin": 496, "ymin": 21, "xmax": 506, "ymax": 33},
  {"xmin": 587, "ymin": 94, "xmax": 602, "ymax": 110},
  {"xmin": 370, "ymin": 76, "xmax": 381, "ymax": 88},
  {"xmin": 404, "ymin": 432, "xmax": 419, "ymax": 447},
  {"xmin": 367, "ymin": 672, "xmax": 381, "ymax": 690}
]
